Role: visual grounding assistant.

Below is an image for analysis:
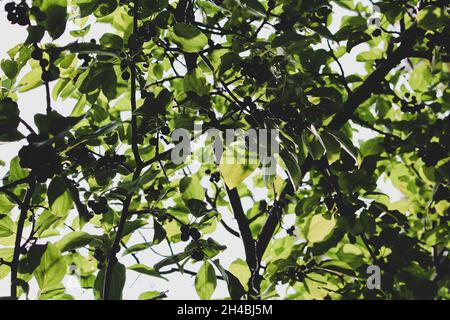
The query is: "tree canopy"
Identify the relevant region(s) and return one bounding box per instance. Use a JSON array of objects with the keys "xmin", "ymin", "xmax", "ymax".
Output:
[{"xmin": 0, "ymin": 0, "xmax": 449, "ymax": 300}]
